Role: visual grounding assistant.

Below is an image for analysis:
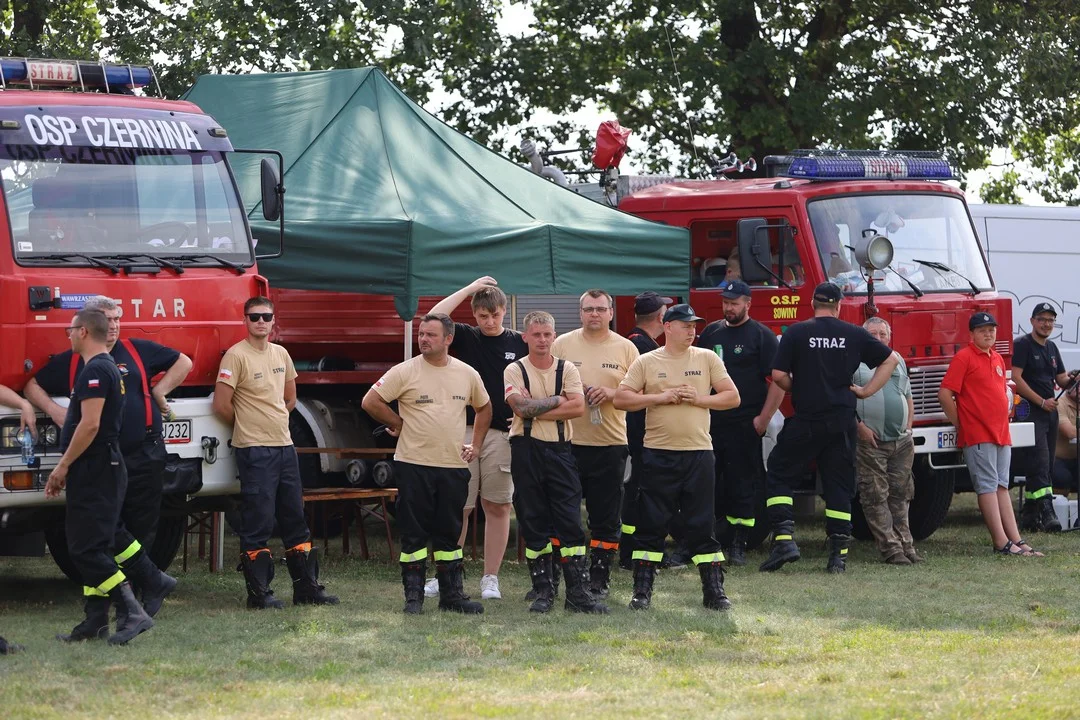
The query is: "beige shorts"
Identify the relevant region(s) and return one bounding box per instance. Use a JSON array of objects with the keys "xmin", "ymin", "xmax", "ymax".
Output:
[{"xmin": 463, "ymin": 427, "xmax": 514, "ymax": 509}]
